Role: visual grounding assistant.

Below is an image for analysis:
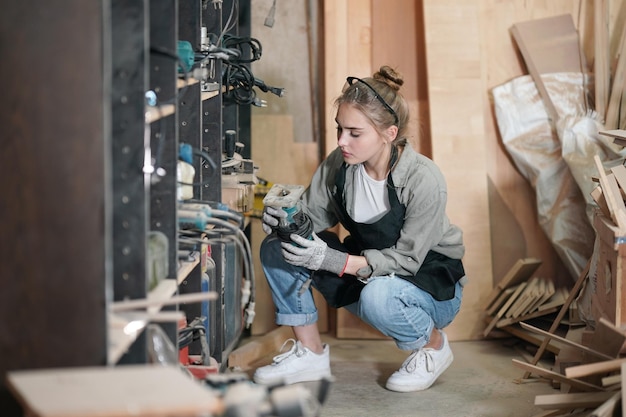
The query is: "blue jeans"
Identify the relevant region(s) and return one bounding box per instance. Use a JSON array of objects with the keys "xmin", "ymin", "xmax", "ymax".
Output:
[{"xmin": 260, "ymin": 235, "xmax": 464, "ymax": 351}]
